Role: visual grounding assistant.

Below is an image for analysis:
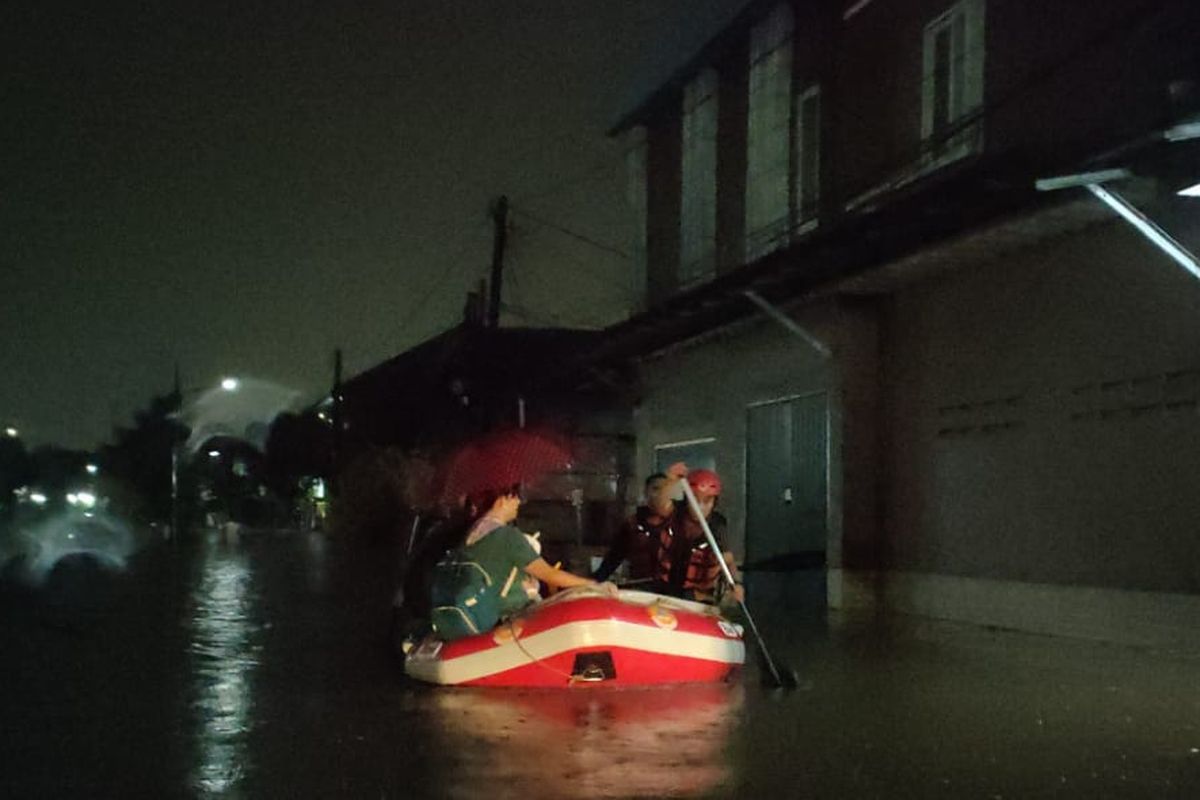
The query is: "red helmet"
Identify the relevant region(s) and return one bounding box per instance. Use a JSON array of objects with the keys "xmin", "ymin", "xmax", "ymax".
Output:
[{"xmin": 687, "ymin": 468, "xmax": 722, "ymax": 498}]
